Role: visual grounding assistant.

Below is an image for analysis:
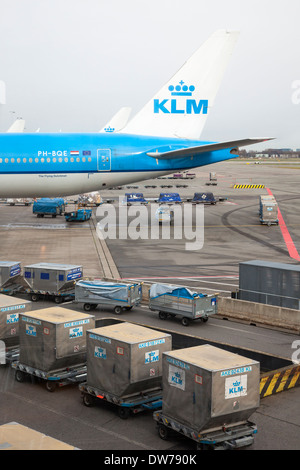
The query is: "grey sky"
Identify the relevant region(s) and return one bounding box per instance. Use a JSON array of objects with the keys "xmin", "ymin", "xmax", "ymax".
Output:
[{"xmin": 0, "ymin": 0, "xmax": 299, "ymax": 151}]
